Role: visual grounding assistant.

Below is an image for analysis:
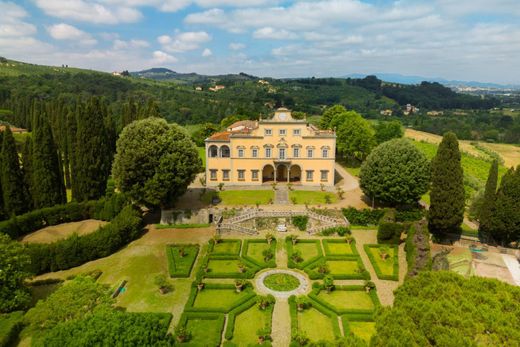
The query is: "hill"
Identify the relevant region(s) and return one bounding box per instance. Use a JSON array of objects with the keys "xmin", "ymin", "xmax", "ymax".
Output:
[
  {"xmin": 0, "ymin": 57, "xmax": 102, "ymax": 77},
  {"xmin": 130, "ymin": 68, "xmax": 257, "ymax": 85}
]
